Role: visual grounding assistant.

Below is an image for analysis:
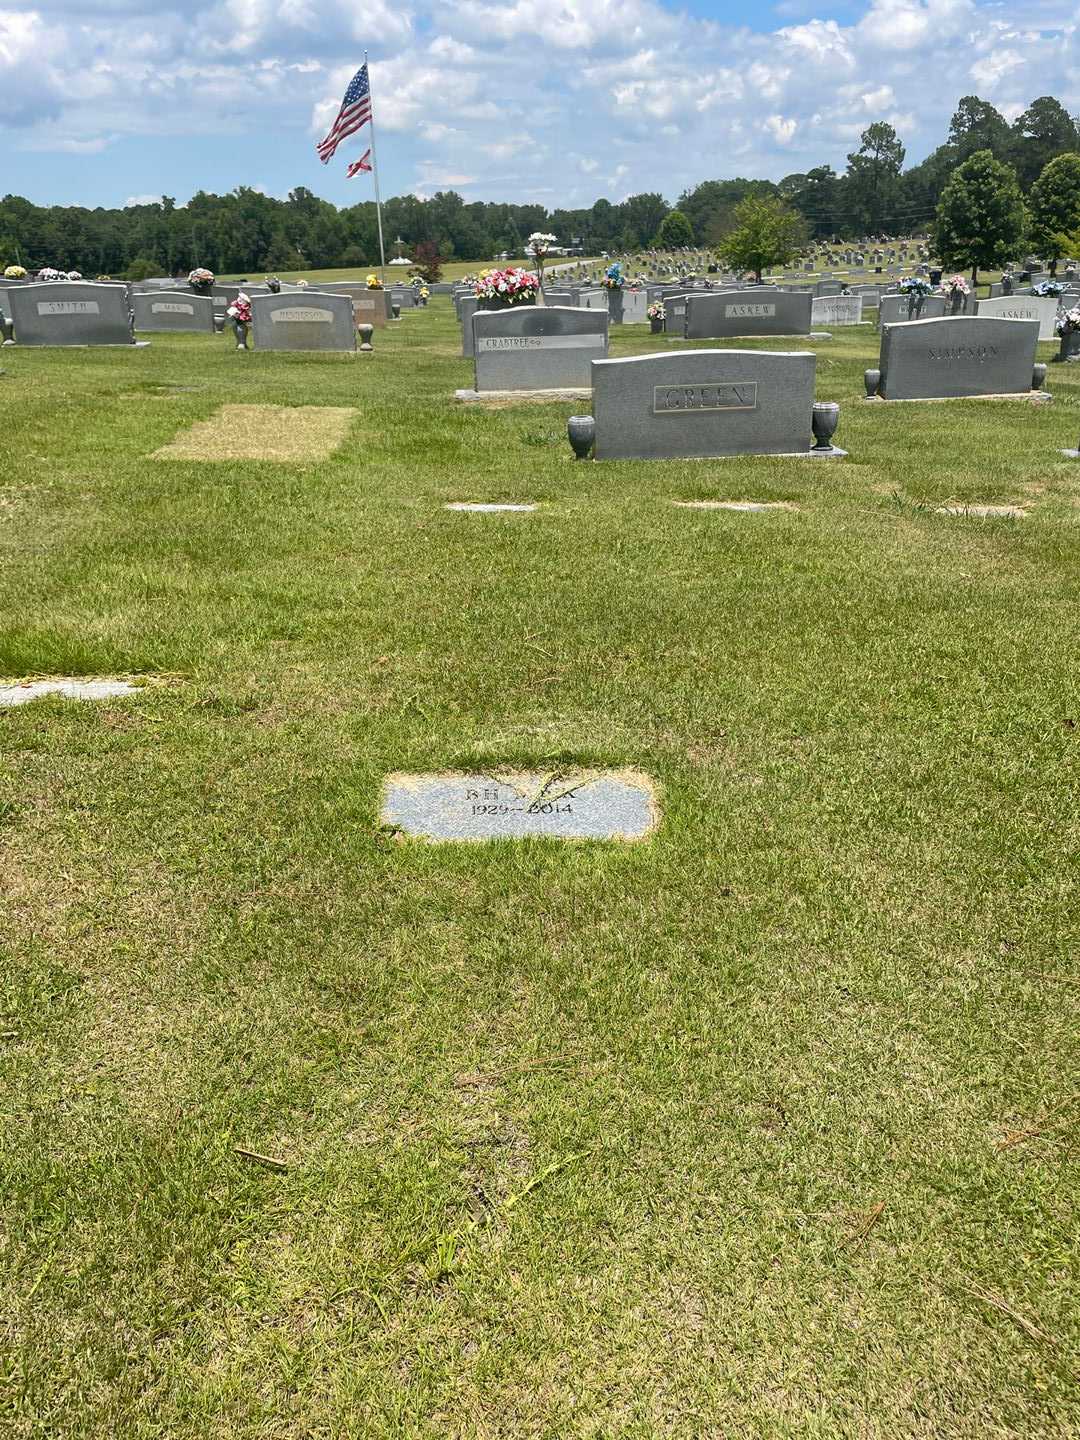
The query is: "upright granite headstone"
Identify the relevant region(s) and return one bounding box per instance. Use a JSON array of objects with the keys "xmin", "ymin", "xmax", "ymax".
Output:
[
  {"xmin": 473, "ymin": 306, "xmax": 608, "ymax": 392},
  {"xmin": 132, "ymin": 291, "xmax": 215, "ymax": 333},
  {"xmin": 811, "ymin": 295, "xmax": 864, "ymax": 327},
  {"xmin": 976, "ymin": 294, "xmax": 1058, "ymax": 342},
  {"xmin": 878, "ymin": 294, "xmax": 946, "ymax": 326},
  {"xmin": 250, "ymin": 291, "xmax": 356, "ymax": 352},
  {"xmin": 590, "ymin": 349, "xmax": 818, "ymax": 460},
  {"xmin": 870, "ymin": 316, "xmax": 1041, "ymax": 400},
  {"xmin": 684, "ymin": 289, "xmax": 812, "ymax": 339},
  {"xmin": 8, "ymin": 282, "xmax": 135, "ymax": 346}
]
